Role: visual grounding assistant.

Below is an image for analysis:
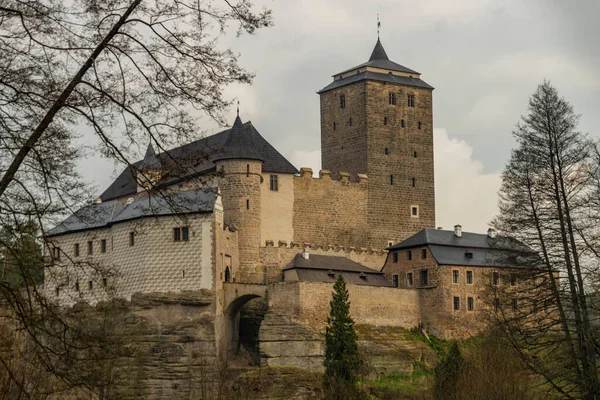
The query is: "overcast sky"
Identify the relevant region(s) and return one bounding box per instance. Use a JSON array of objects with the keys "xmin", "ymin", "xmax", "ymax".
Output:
[{"xmin": 81, "ymin": 0, "xmax": 600, "ymax": 234}]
